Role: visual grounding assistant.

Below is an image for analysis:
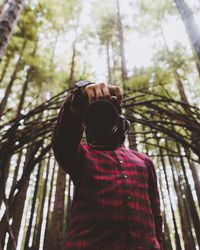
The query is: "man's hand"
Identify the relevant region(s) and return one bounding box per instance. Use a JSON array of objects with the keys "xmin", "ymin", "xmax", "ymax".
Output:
[{"xmin": 83, "ymin": 82, "xmax": 123, "ymax": 104}]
